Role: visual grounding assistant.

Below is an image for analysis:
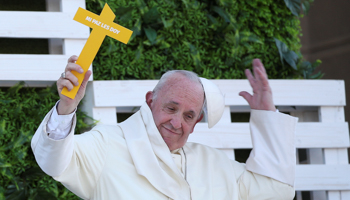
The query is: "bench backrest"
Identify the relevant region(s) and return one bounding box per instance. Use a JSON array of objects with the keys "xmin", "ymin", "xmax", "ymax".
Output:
[{"xmin": 0, "ymin": 0, "xmax": 91, "ymax": 87}]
